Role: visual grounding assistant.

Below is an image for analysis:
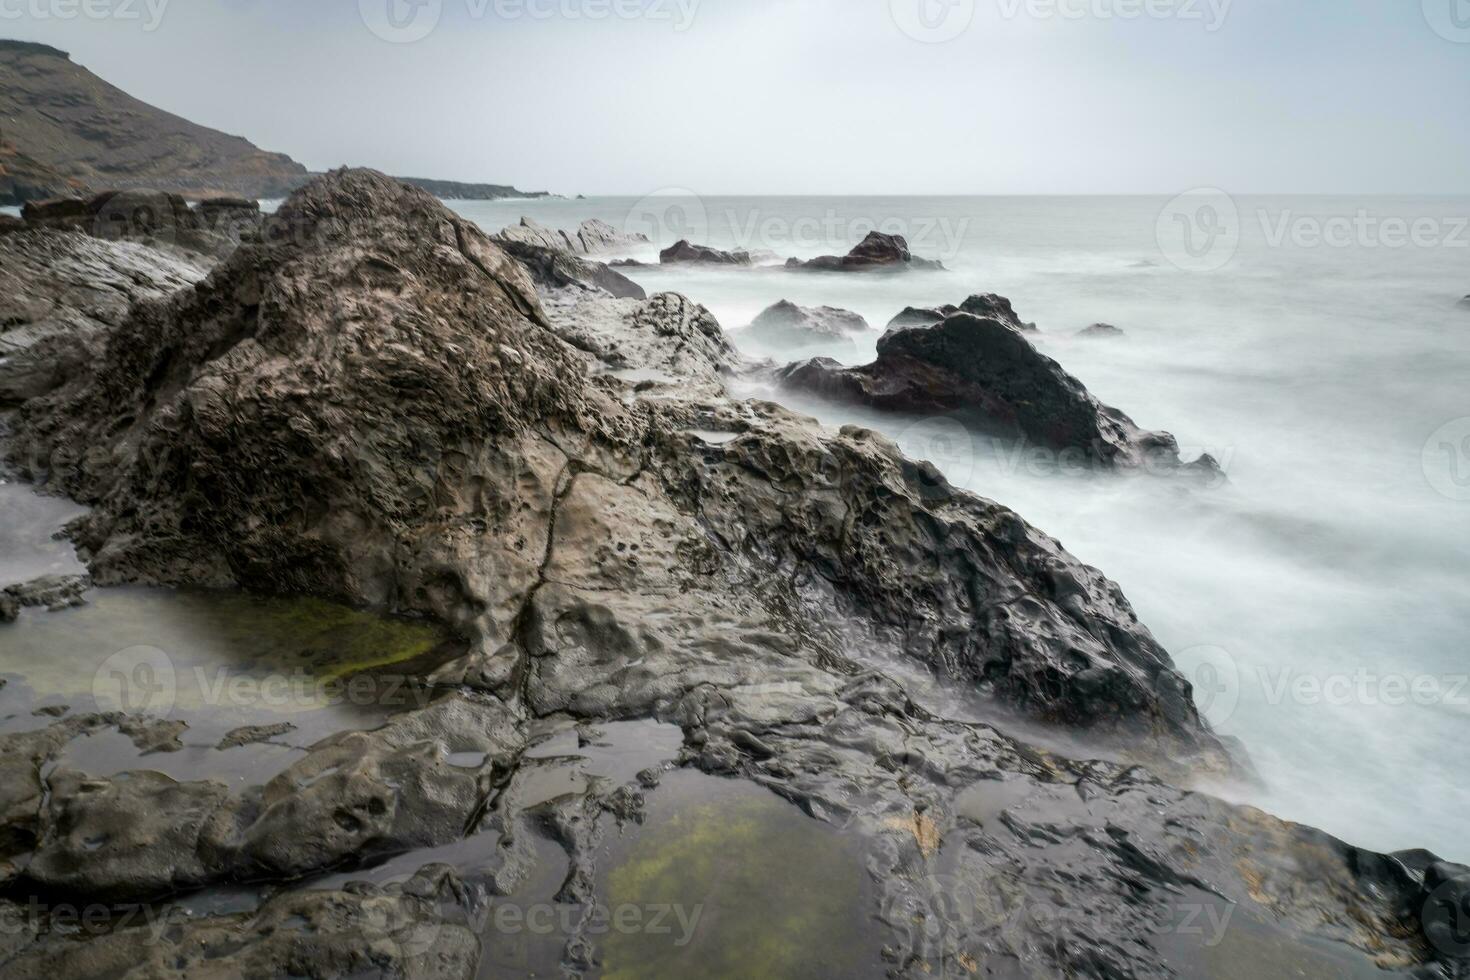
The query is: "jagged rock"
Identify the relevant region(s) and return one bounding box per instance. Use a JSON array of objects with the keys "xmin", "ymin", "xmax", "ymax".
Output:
[
  {"xmin": 886, "ymin": 294, "xmax": 1032, "ymax": 333},
  {"xmin": 1079, "ymin": 322, "xmax": 1125, "ymax": 338},
  {"xmin": 735, "ymin": 299, "xmax": 869, "ymax": 357},
  {"xmin": 0, "ymin": 214, "xmax": 25, "ymax": 235},
  {"xmin": 0, "ymin": 229, "xmax": 208, "ymax": 405},
  {"xmin": 7, "ymin": 169, "xmax": 1459, "ymax": 978},
  {"xmin": 887, "ymin": 304, "xmax": 958, "ymax": 329},
  {"xmin": 796, "ymin": 231, "xmax": 944, "ymax": 272},
  {"xmin": 956, "ymin": 292, "xmax": 1037, "ymax": 331},
  {"xmin": 496, "ymin": 237, "xmax": 645, "ymax": 300},
  {"xmin": 493, "ymin": 216, "xmax": 647, "ymax": 256},
  {"xmin": 659, "ymin": 239, "xmax": 752, "ymax": 265},
  {"xmin": 779, "ymin": 312, "xmax": 1214, "ymax": 473}
]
